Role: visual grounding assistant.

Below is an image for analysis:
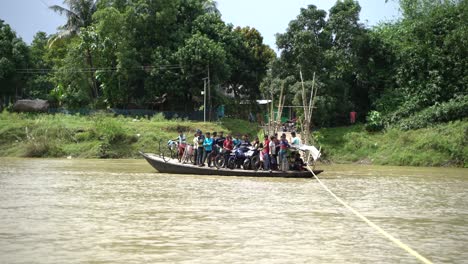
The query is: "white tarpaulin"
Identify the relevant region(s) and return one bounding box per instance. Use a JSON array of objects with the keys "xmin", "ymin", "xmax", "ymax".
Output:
[{"xmin": 298, "ymin": 145, "xmax": 321, "ymax": 161}]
